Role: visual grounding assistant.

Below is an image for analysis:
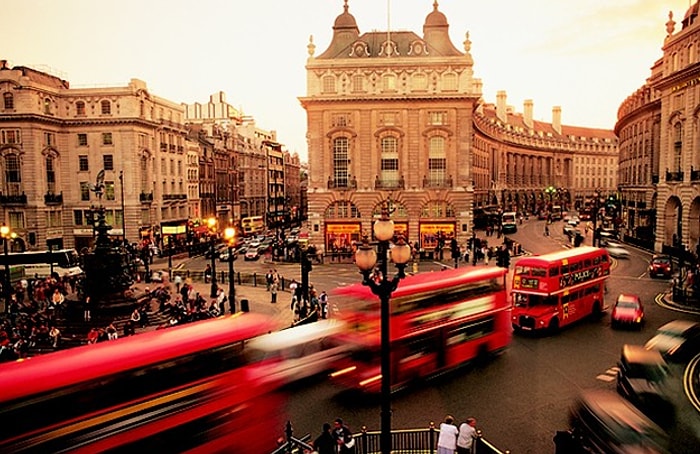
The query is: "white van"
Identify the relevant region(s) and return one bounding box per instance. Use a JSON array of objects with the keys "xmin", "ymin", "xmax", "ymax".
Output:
[{"xmin": 246, "ymin": 319, "xmax": 353, "ymax": 385}]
